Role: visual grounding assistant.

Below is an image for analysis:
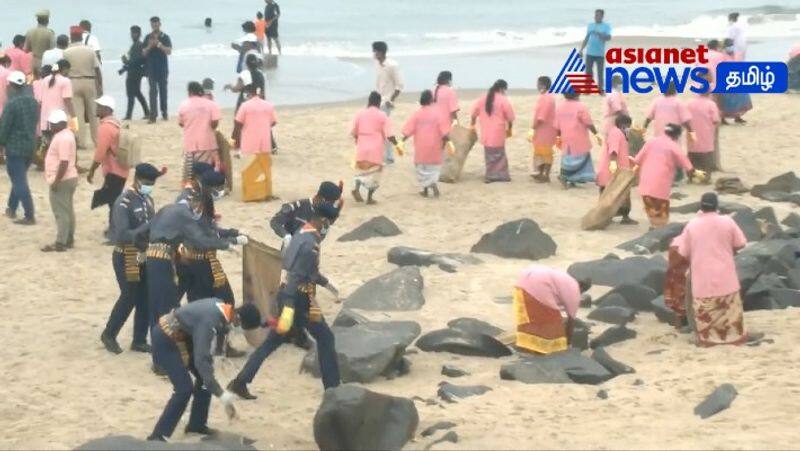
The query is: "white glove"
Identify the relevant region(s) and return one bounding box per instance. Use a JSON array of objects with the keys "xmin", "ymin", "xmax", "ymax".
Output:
[
  {"xmin": 282, "ymin": 234, "xmax": 292, "ymax": 249},
  {"xmin": 235, "ymin": 235, "xmax": 249, "ymax": 246},
  {"xmin": 324, "ymin": 282, "xmax": 340, "ymax": 300},
  {"xmin": 220, "ymin": 390, "xmax": 238, "ymax": 420}
]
